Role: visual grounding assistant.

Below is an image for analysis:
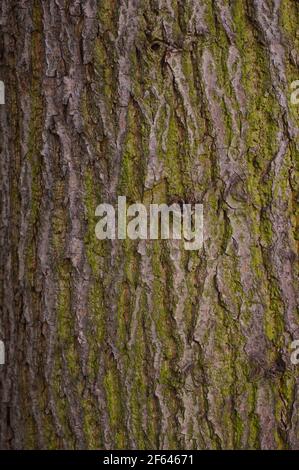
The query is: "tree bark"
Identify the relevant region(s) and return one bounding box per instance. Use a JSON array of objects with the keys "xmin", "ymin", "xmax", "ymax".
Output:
[{"xmin": 0, "ymin": 0, "xmax": 298, "ymax": 450}]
